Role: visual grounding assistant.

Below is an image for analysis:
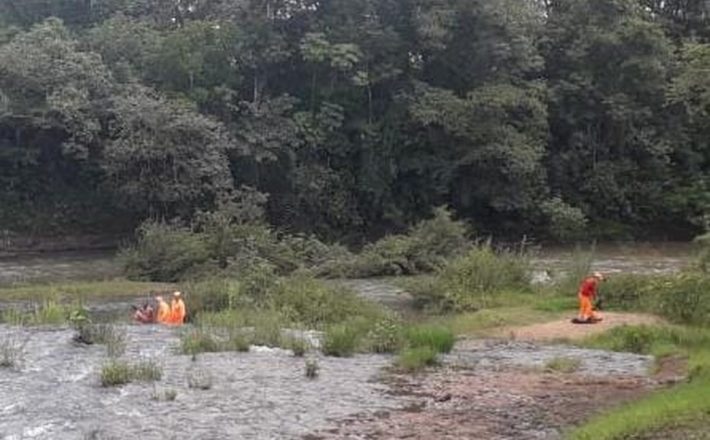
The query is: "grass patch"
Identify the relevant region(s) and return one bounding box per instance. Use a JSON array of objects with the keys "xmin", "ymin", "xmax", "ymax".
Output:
[
  {"xmin": 100, "ymin": 360, "xmax": 162, "ymax": 387},
  {"xmin": 544, "ymin": 356, "xmax": 581, "ymax": 373},
  {"xmin": 567, "ymin": 378, "xmax": 710, "ymax": 440},
  {"xmin": 187, "ymin": 369, "xmax": 213, "ymax": 390},
  {"xmin": 0, "ymin": 280, "xmax": 172, "ymax": 302},
  {"xmin": 404, "ymin": 325, "xmax": 455, "ymax": 353},
  {"xmin": 396, "ymin": 346, "xmax": 439, "ymax": 372},
  {"xmin": 570, "ymin": 324, "xmax": 710, "ymax": 439},
  {"xmin": 322, "ymin": 322, "xmax": 363, "ymax": 357}
]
